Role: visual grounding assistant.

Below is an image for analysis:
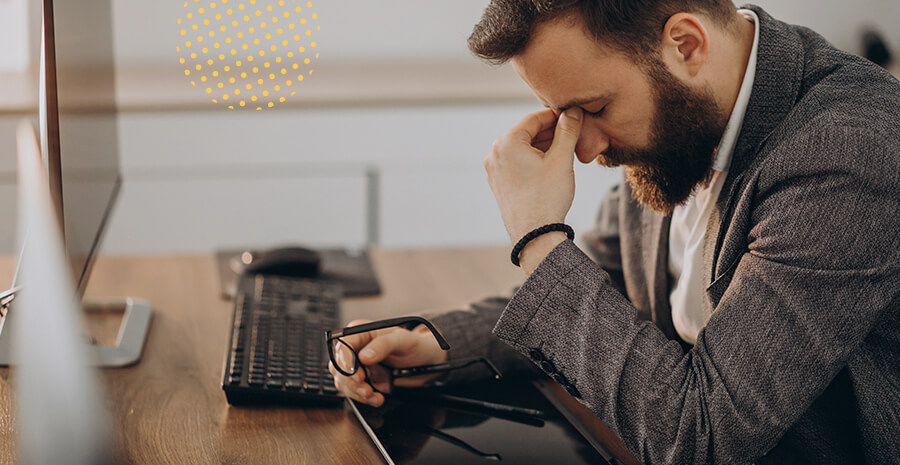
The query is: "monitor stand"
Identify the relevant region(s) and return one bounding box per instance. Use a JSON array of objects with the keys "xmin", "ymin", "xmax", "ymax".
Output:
[
  {"xmin": 0, "ymin": 293, "xmax": 152, "ymax": 367},
  {"xmin": 83, "ymin": 298, "xmax": 153, "ymax": 367}
]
